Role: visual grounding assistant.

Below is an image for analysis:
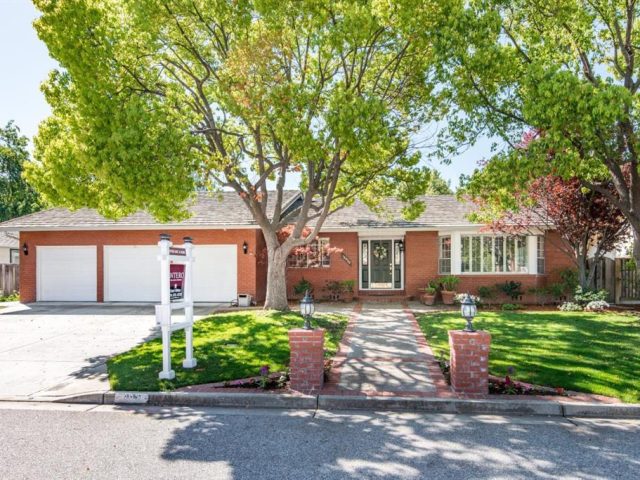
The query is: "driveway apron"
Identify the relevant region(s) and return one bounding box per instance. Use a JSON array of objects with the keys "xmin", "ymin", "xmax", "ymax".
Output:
[{"xmin": 327, "ymin": 303, "xmax": 438, "ymax": 395}]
